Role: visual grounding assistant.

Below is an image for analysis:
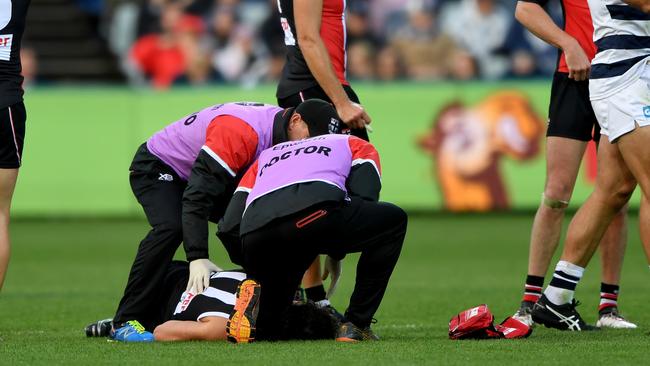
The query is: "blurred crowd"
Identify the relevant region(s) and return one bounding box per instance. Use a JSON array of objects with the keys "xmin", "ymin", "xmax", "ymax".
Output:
[{"xmin": 90, "ymin": 0, "xmax": 563, "ymax": 88}]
